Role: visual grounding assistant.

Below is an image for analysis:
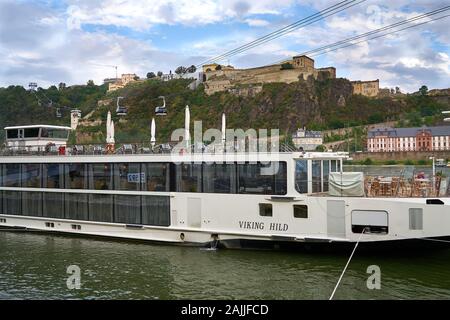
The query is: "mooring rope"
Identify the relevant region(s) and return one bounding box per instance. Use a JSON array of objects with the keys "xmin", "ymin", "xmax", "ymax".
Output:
[{"xmin": 329, "ymin": 227, "xmax": 366, "ymax": 300}]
